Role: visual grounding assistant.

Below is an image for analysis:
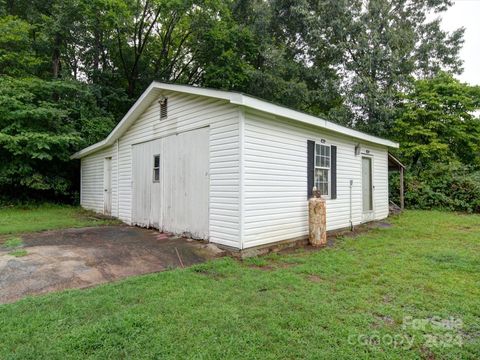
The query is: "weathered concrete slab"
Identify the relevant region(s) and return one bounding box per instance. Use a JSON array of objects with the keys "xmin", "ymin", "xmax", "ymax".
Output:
[{"xmin": 0, "ymin": 226, "xmax": 224, "ymax": 304}]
